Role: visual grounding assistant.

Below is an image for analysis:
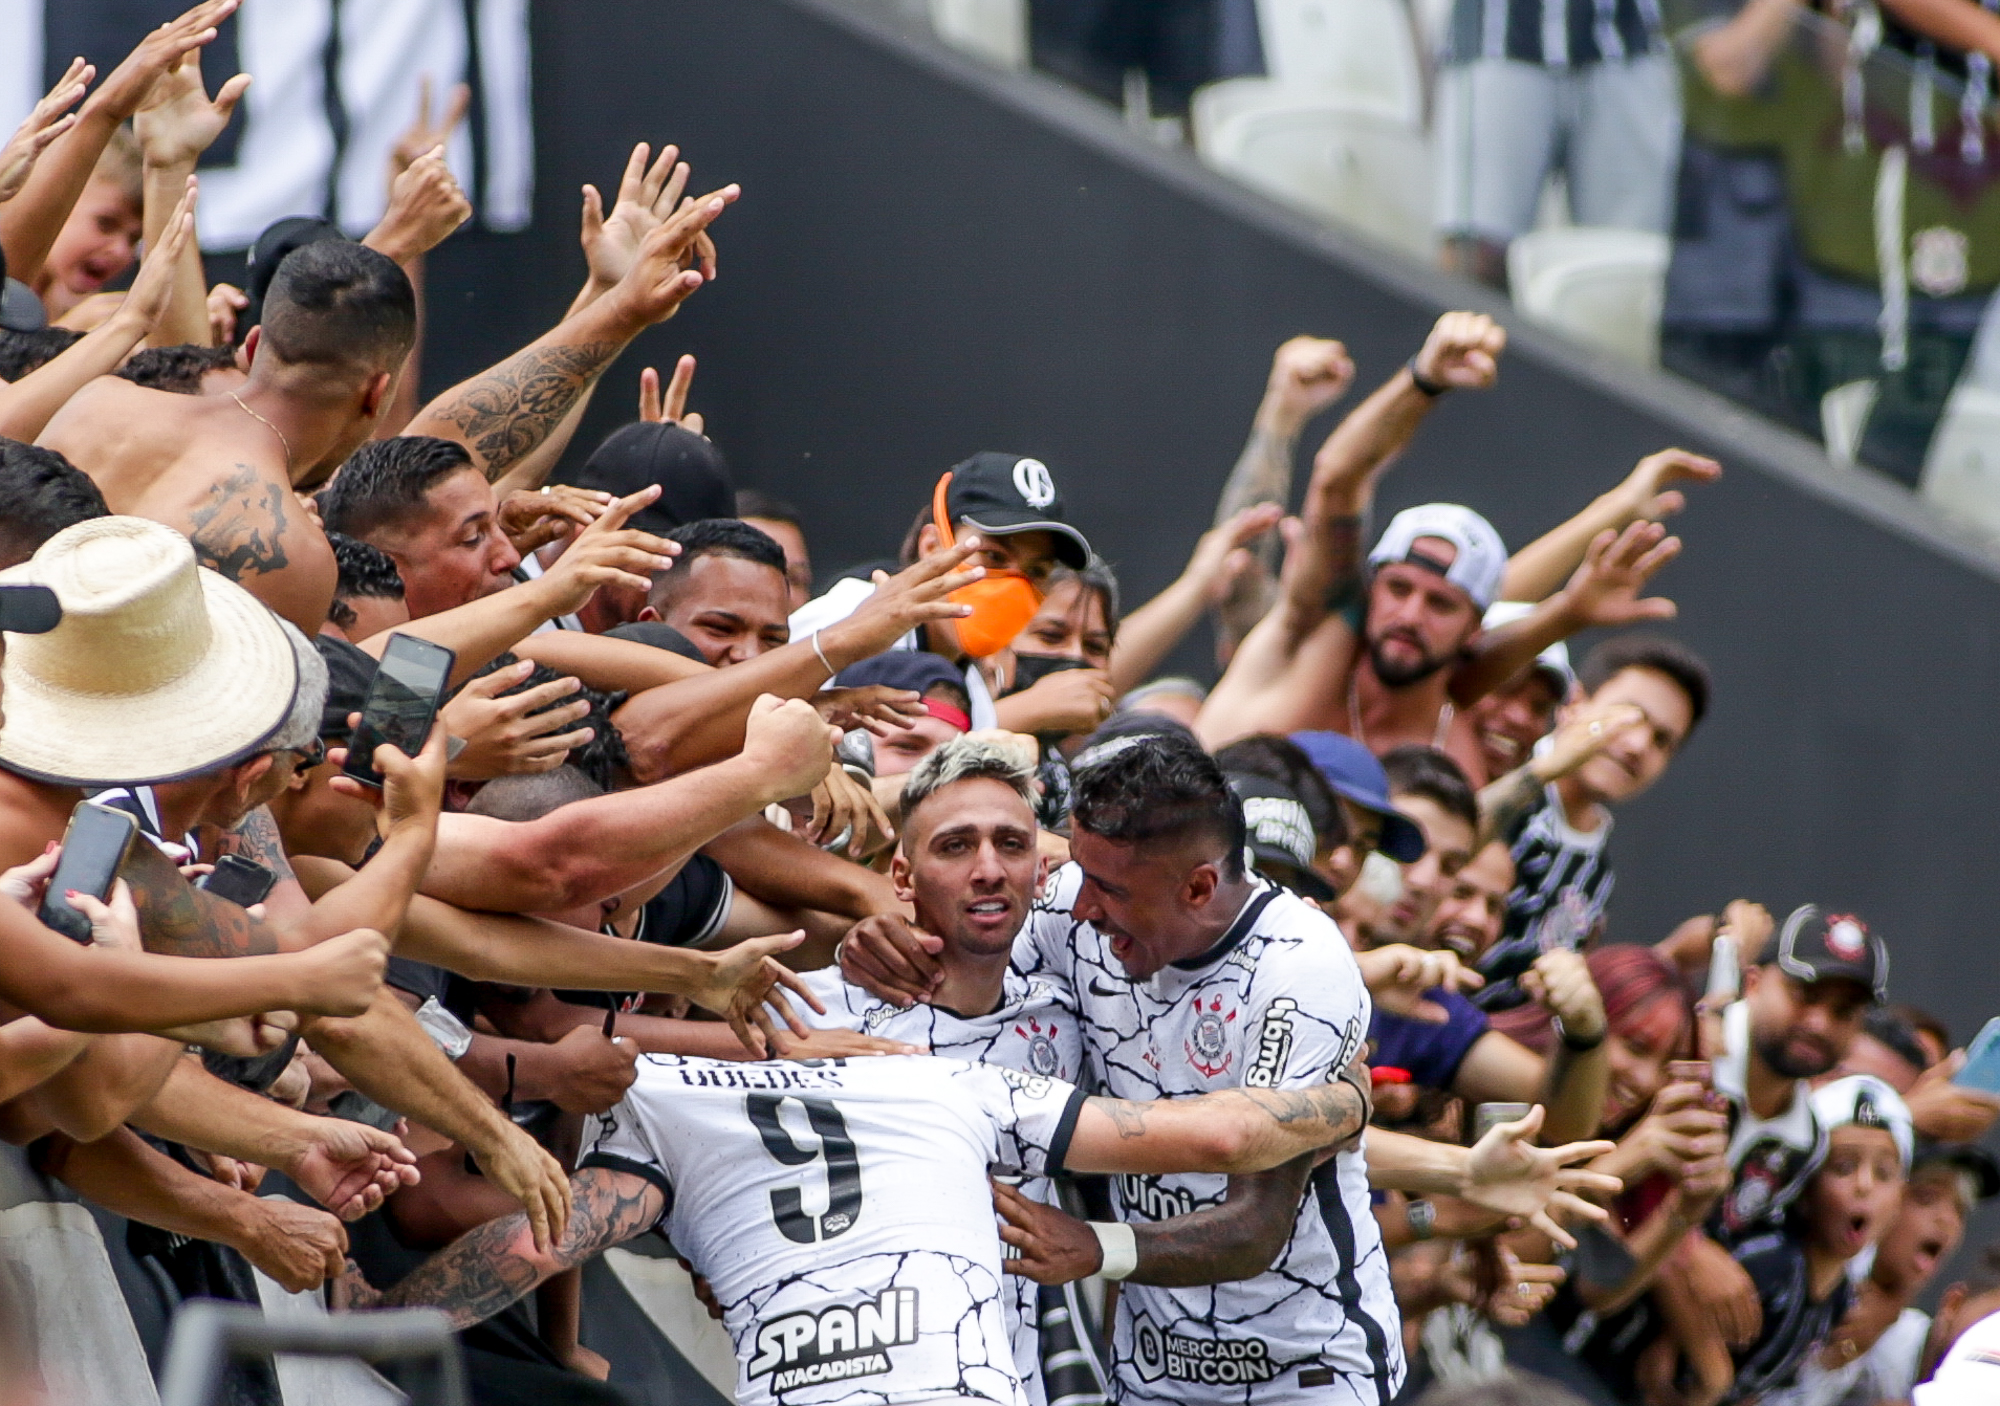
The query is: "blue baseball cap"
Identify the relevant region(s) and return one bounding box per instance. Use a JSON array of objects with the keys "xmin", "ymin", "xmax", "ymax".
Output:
[{"xmin": 1288, "ymin": 731, "xmax": 1426, "ymax": 863}]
